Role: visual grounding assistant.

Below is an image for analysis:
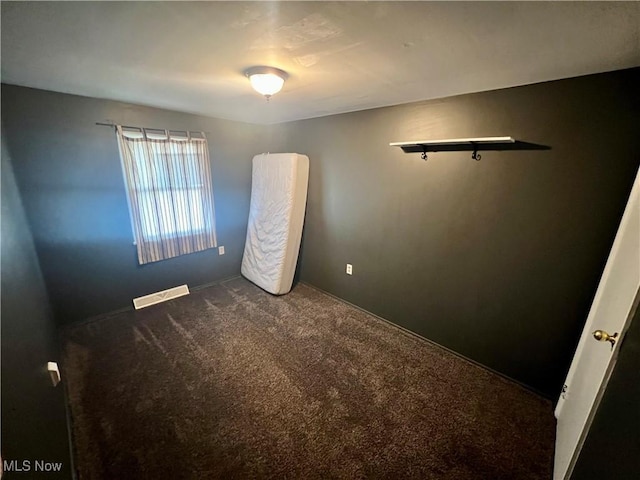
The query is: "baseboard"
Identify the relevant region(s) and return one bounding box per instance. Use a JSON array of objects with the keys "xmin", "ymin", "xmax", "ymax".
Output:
[
  {"xmin": 191, "ymin": 274, "xmax": 242, "ymax": 292},
  {"xmin": 59, "ymin": 274, "xmax": 243, "ymax": 330},
  {"xmin": 56, "ymin": 274, "xmax": 550, "ymax": 401},
  {"xmin": 298, "ymin": 281, "xmax": 552, "ymax": 401}
]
